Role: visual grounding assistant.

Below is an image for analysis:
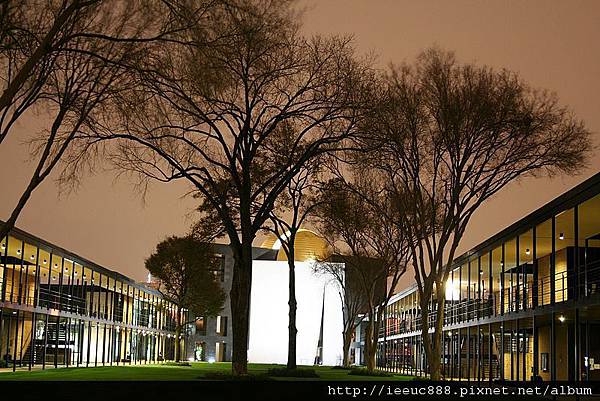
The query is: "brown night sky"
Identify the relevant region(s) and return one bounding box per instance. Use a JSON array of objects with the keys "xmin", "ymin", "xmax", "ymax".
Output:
[{"xmin": 0, "ymin": 0, "xmax": 599, "ymax": 287}]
